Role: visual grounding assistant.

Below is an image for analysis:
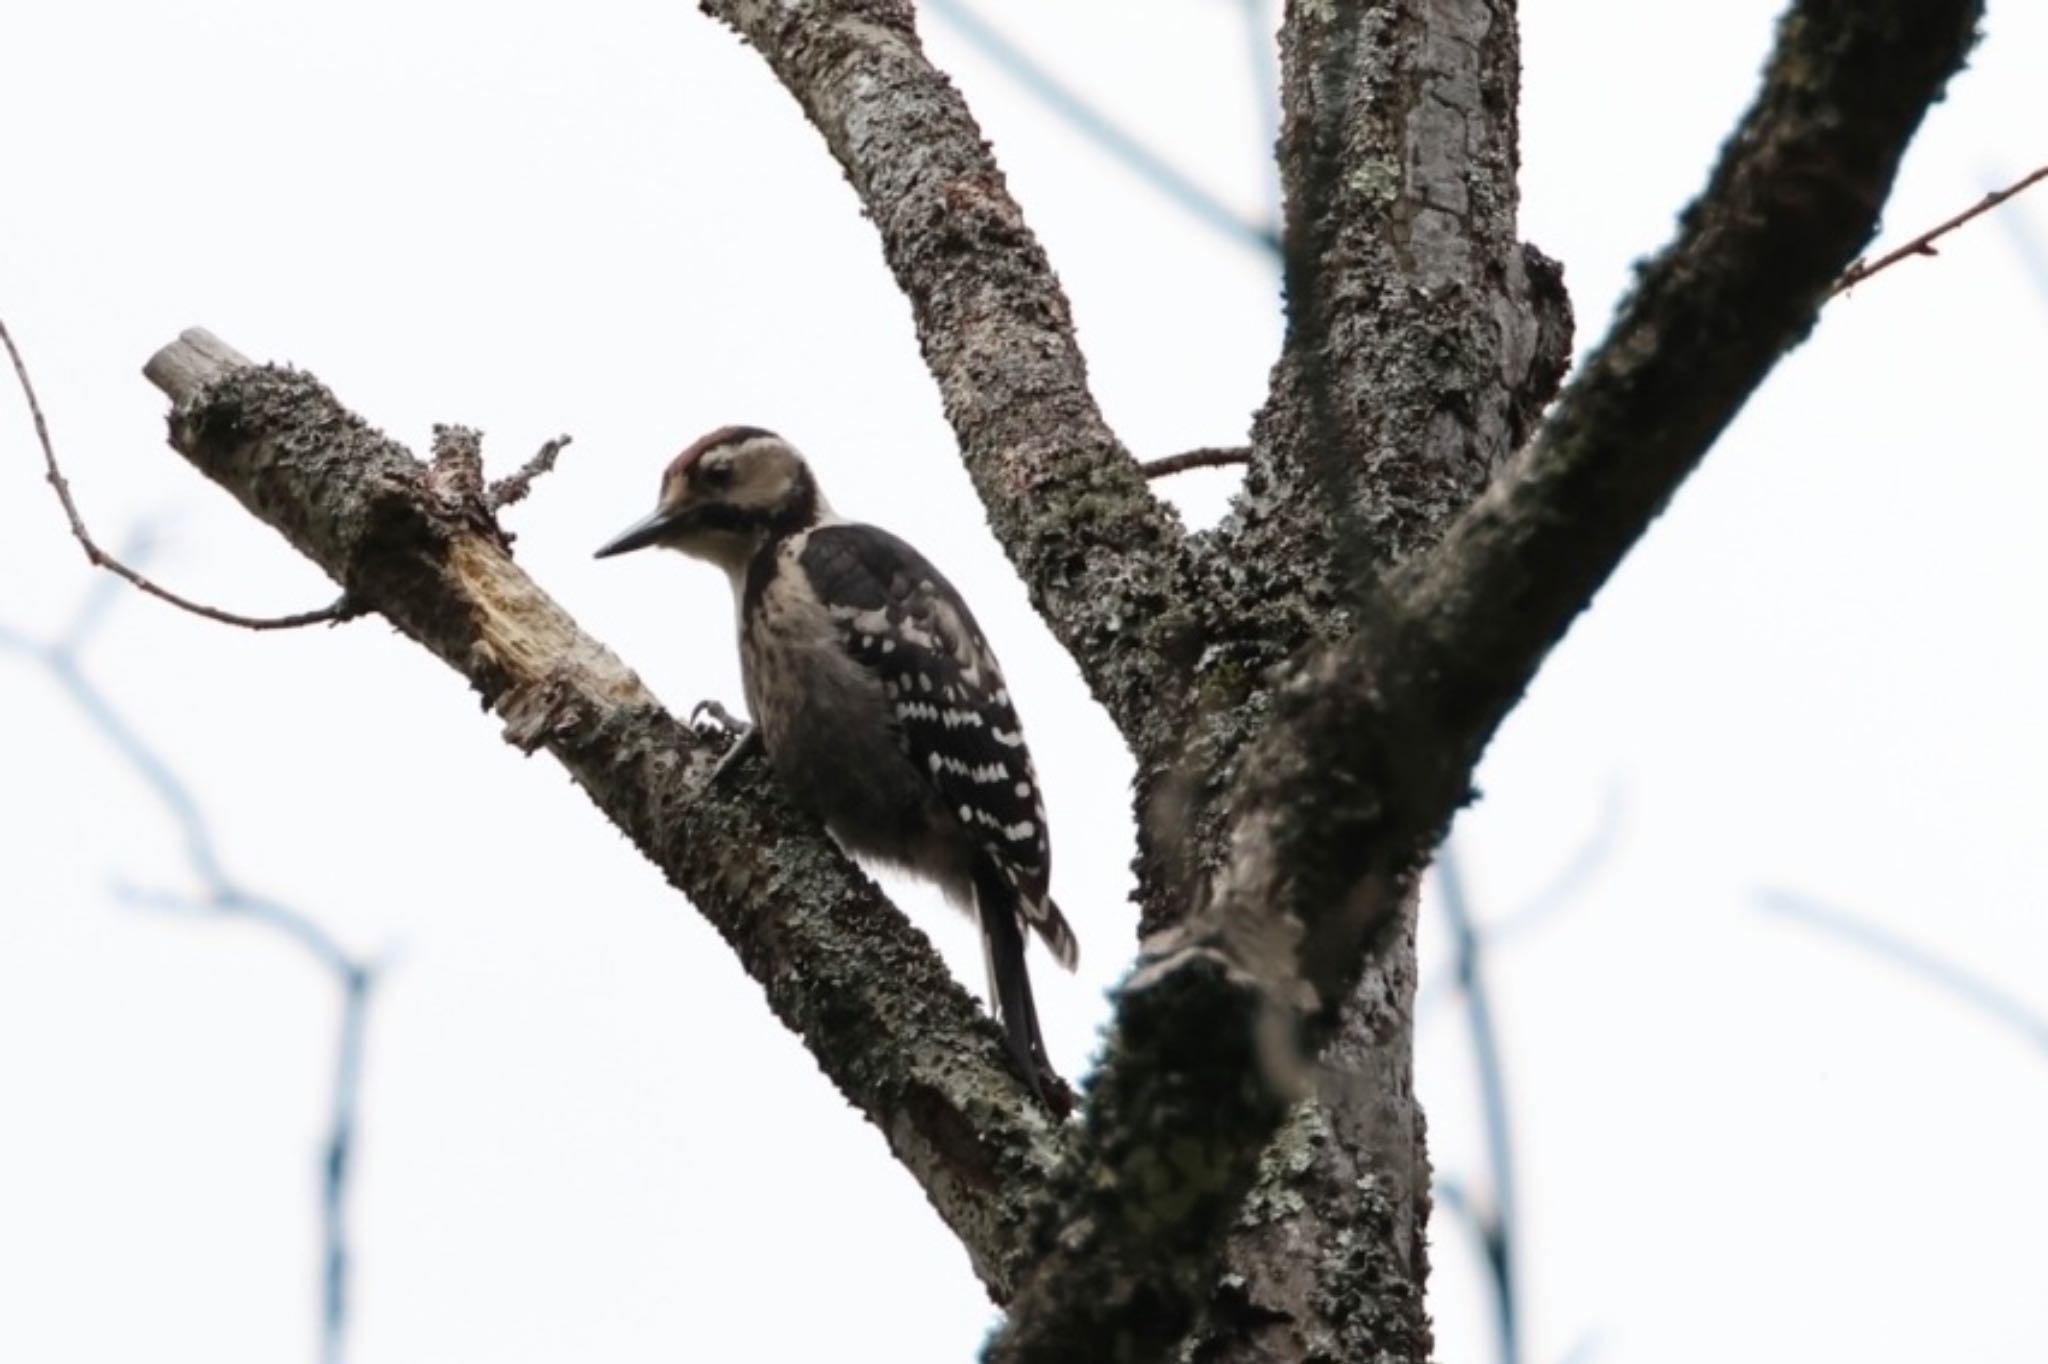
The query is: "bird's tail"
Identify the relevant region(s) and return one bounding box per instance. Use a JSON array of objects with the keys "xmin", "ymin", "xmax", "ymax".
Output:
[
  {"xmin": 1031, "ymin": 896, "xmax": 1080, "ymax": 972},
  {"xmin": 972, "ymin": 857, "xmax": 1058, "ymax": 1102}
]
